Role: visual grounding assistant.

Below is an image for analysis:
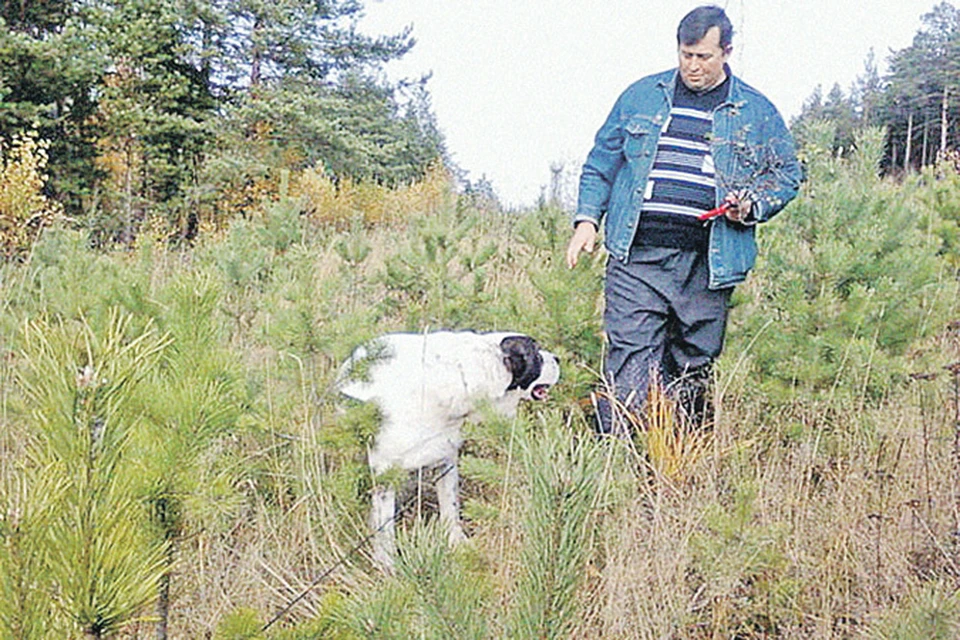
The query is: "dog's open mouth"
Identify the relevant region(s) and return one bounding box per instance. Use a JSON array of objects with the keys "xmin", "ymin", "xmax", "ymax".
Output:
[{"xmin": 532, "ymin": 384, "xmax": 551, "ymax": 401}]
